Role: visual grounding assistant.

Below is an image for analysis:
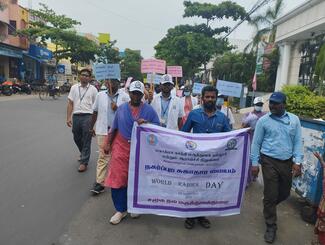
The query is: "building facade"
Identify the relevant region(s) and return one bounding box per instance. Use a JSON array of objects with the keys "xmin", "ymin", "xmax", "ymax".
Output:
[
  {"xmin": 0, "ymin": 0, "xmax": 29, "ymax": 82},
  {"xmin": 274, "ymin": 0, "xmax": 325, "ymax": 91}
]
